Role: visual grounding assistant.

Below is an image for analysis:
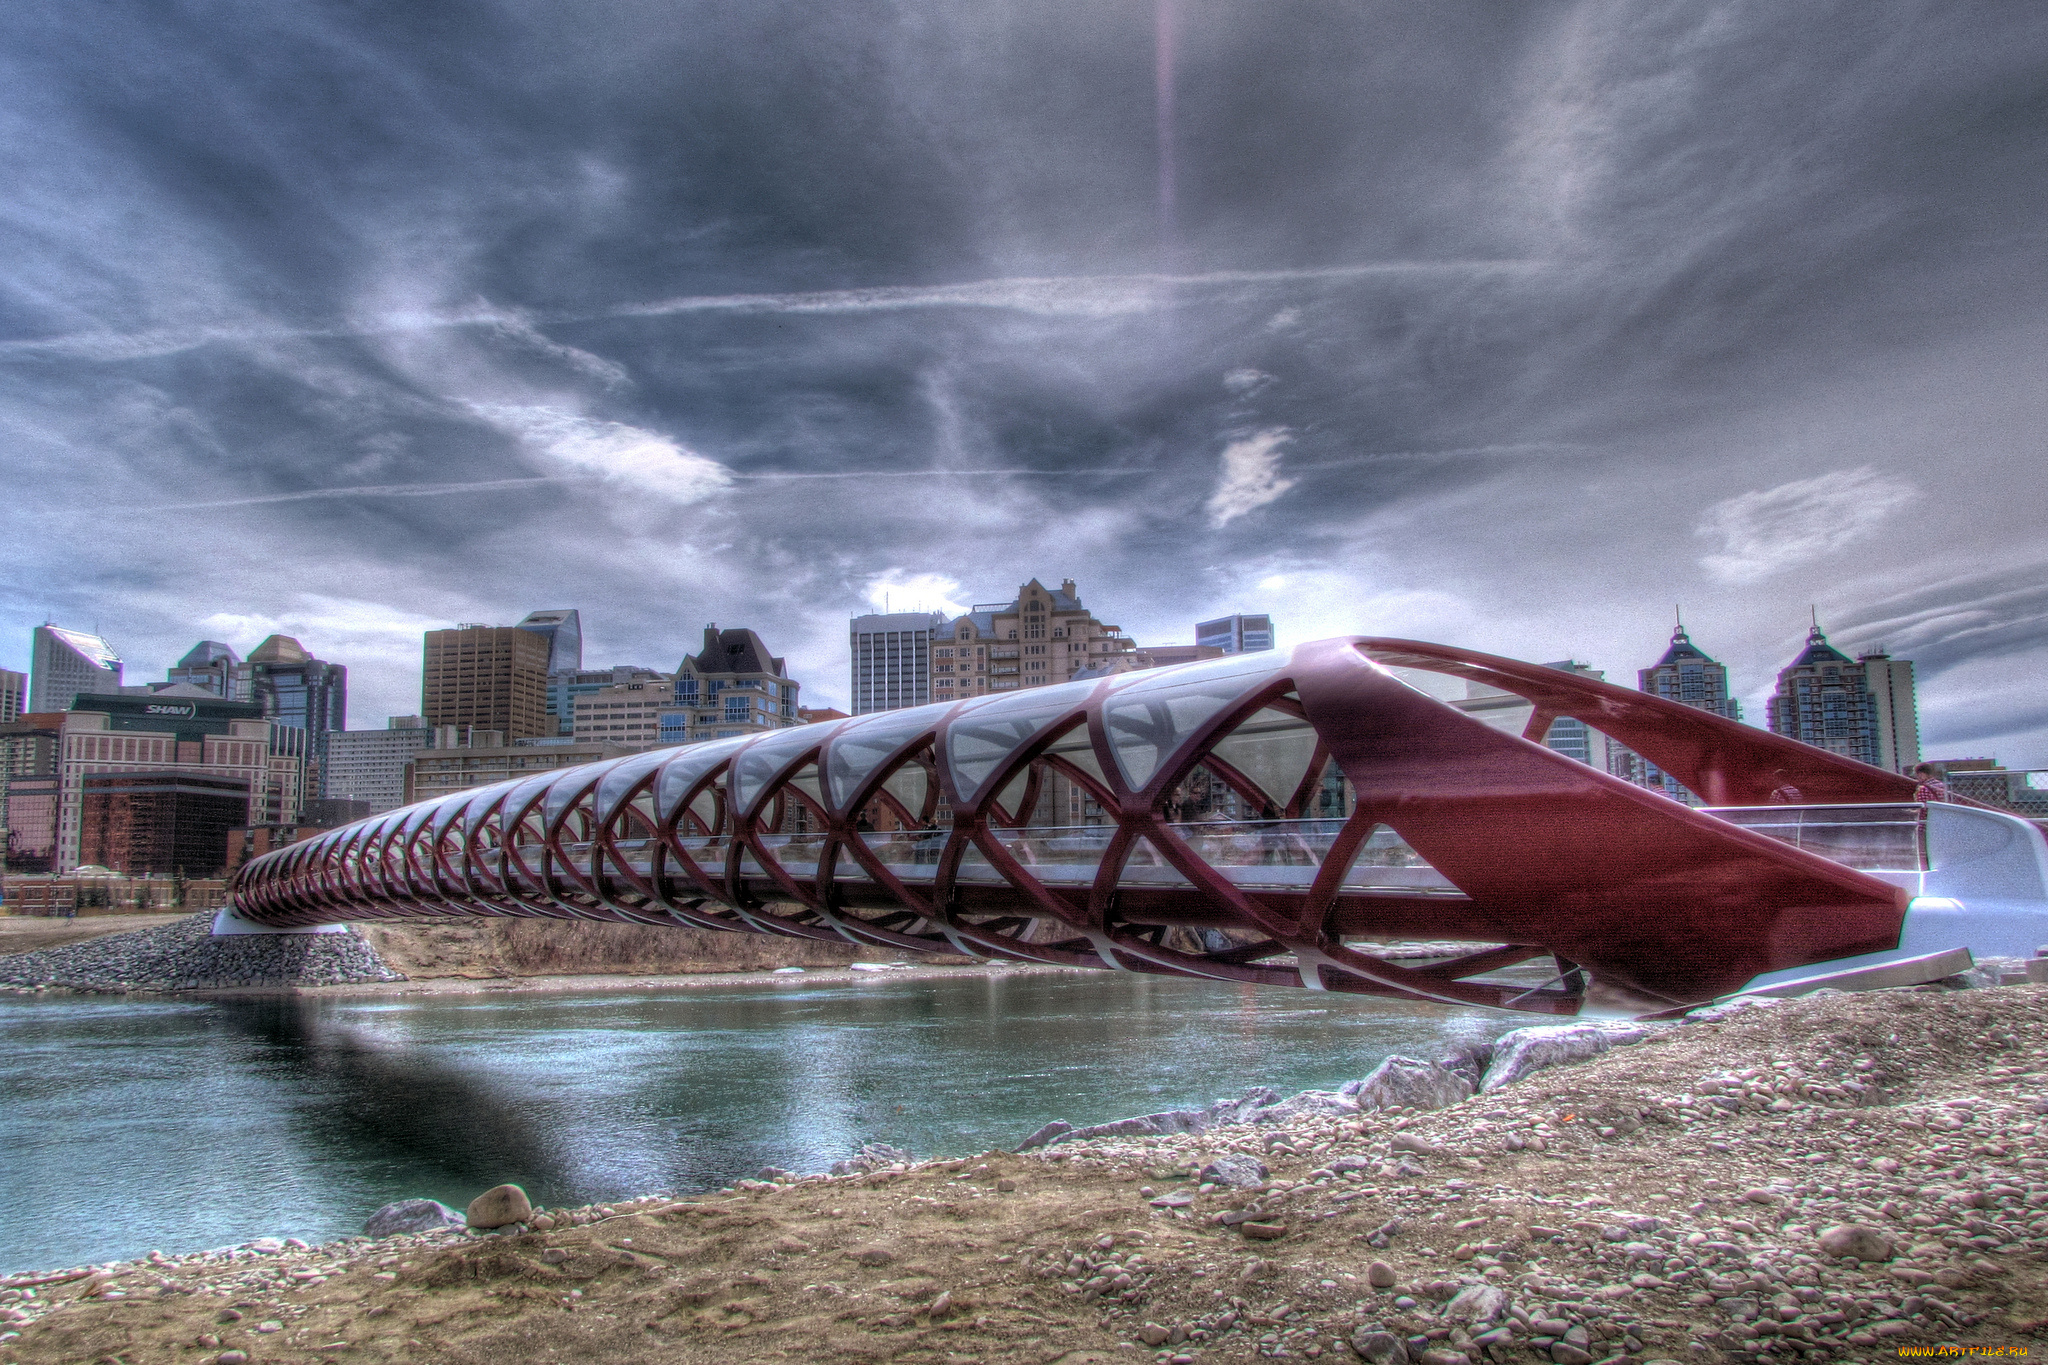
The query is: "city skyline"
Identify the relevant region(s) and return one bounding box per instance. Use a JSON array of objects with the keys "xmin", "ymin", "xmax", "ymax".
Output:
[{"xmin": 2, "ymin": 7, "xmax": 2045, "ymax": 763}]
